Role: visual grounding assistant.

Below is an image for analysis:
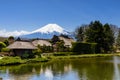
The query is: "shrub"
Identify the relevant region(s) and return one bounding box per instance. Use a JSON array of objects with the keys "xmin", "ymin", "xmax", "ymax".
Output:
[
  {"xmin": 33, "ymin": 49, "xmax": 42, "ymax": 57},
  {"xmin": 0, "ymin": 42, "xmax": 6, "ymax": 52},
  {"xmin": 0, "ymin": 56, "xmax": 23, "ymax": 65},
  {"xmin": 72, "ymin": 42, "xmax": 97, "ymax": 54},
  {"xmin": 53, "ymin": 52, "xmax": 75, "ymax": 56},
  {"xmin": 1, "ymin": 48, "xmax": 10, "ymax": 52}
]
